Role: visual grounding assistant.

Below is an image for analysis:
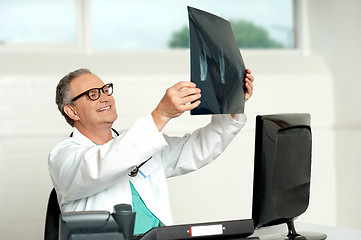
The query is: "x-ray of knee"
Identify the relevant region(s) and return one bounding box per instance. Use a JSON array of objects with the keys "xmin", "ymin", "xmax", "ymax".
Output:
[{"xmin": 188, "ymin": 6, "xmax": 246, "ymax": 115}]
